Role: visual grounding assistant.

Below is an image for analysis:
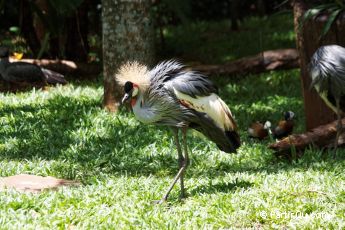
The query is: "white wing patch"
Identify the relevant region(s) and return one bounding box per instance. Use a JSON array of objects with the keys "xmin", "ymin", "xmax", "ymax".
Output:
[{"xmin": 173, "ymin": 87, "xmax": 236, "ymax": 131}]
